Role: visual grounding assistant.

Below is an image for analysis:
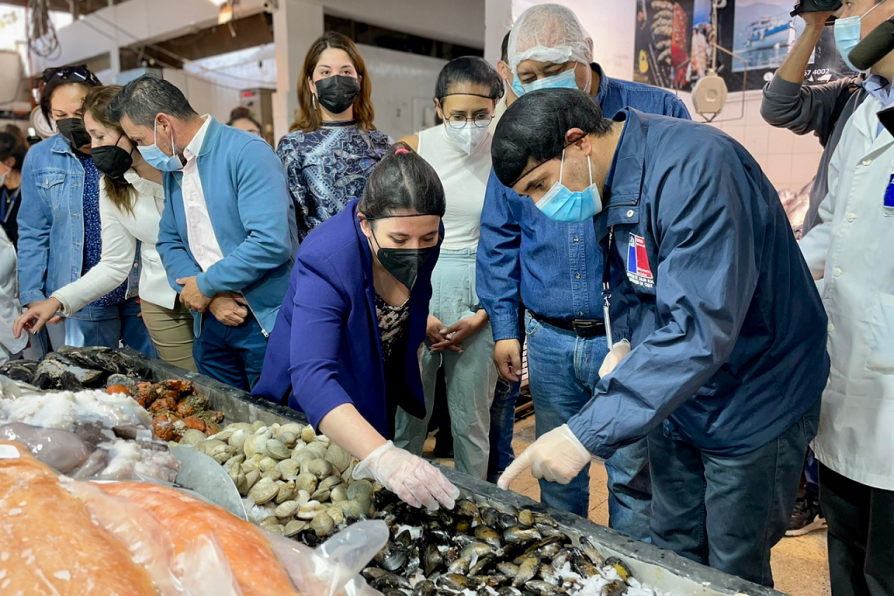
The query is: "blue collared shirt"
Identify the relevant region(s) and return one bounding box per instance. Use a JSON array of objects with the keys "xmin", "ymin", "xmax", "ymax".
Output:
[
  {"xmin": 862, "ymin": 74, "xmax": 894, "ymax": 136},
  {"xmin": 567, "ymin": 109, "xmax": 828, "ymax": 458},
  {"xmin": 477, "ymin": 64, "xmax": 691, "ymax": 341}
]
